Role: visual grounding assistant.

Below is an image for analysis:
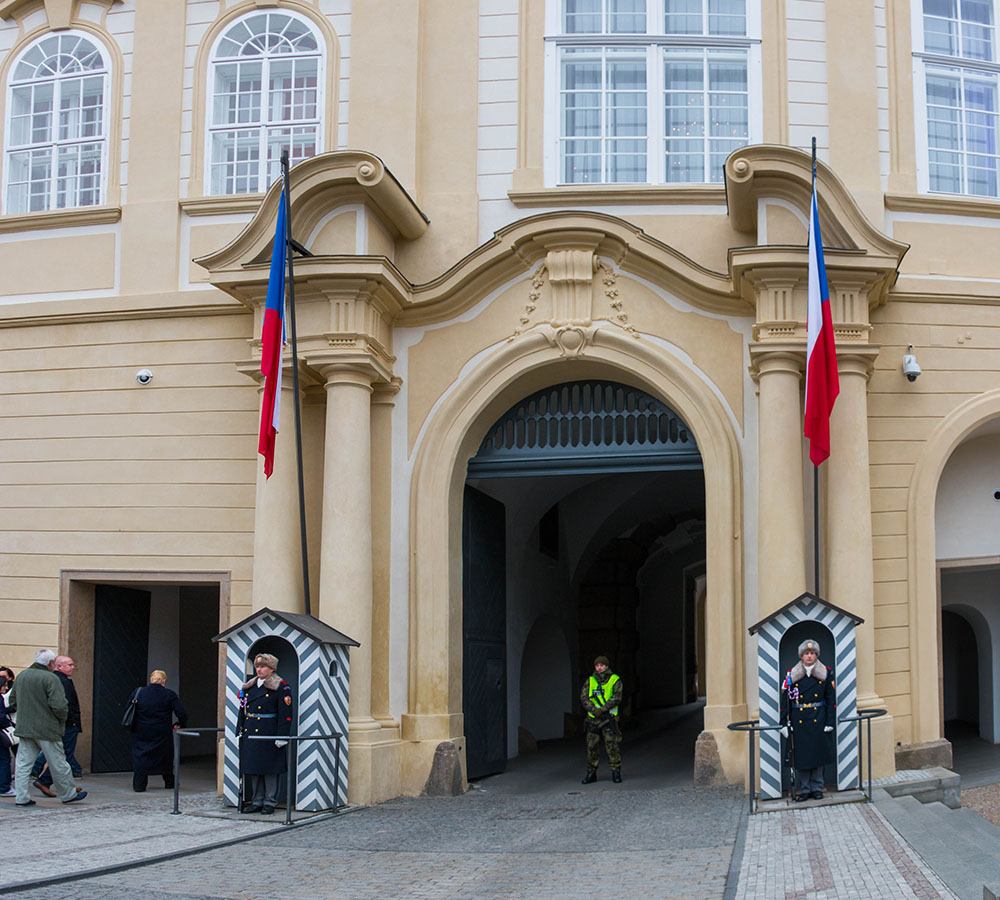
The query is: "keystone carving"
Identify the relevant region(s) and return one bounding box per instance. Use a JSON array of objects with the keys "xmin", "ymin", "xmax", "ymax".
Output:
[{"xmin": 547, "ymin": 248, "xmax": 596, "ymax": 325}]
